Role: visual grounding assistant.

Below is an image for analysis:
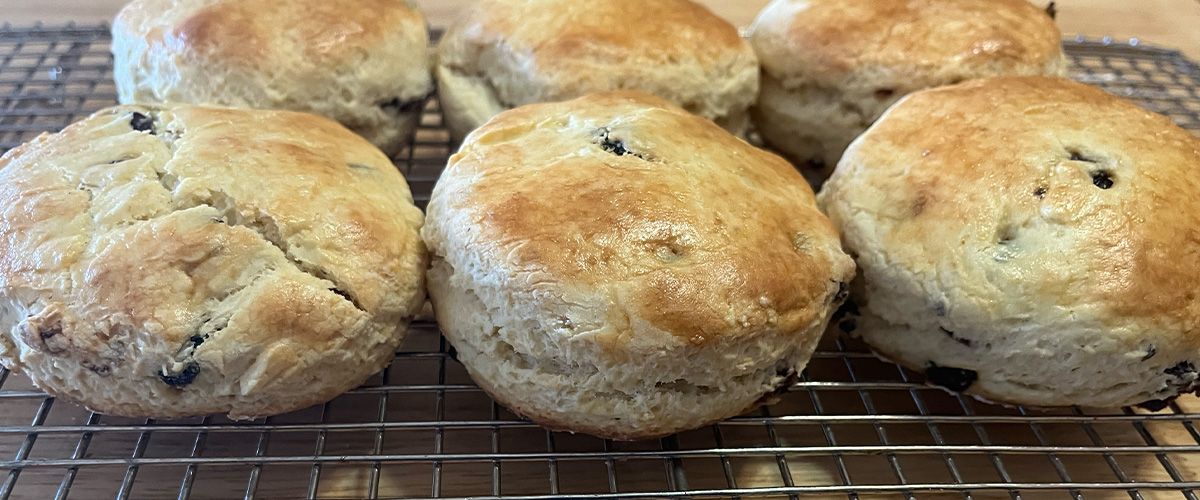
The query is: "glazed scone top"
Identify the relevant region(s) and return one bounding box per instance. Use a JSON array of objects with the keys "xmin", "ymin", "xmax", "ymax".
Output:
[
  {"xmin": 819, "ymin": 76, "xmax": 1200, "ymax": 337},
  {"xmin": 113, "ymin": 0, "xmax": 432, "ymax": 100},
  {"xmin": 437, "ymin": 0, "xmax": 759, "ymax": 117},
  {"xmin": 0, "ymin": 104, "xmax": 426, "ymax": 413},
  {"xmin": 425, "ymin": 92, "xmax": 854, "ymax": 351},
  {"xmin": 115, "ymin": 0, "xmax": 427, "ymax": 67},
  {"xmin": 751, "ymin": 0, "xmax": 1065, "ymax": 88}
]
